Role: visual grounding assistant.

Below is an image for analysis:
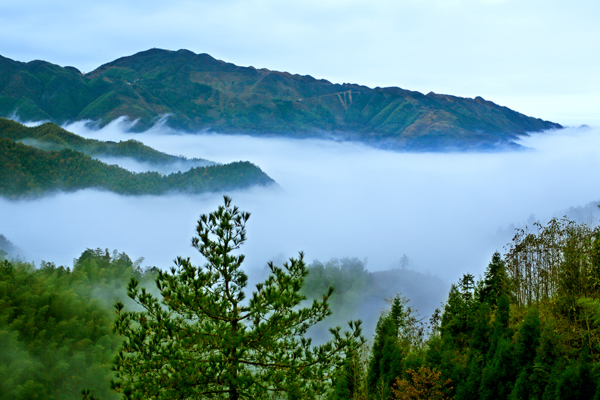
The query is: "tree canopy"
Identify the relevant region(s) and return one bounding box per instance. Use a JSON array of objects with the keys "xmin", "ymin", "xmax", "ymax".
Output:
[{"xmin": 111, "ymin": 196, "xmax": 364, "ymax": 399}]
